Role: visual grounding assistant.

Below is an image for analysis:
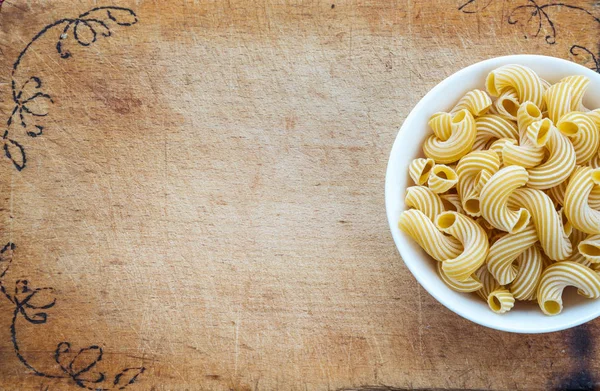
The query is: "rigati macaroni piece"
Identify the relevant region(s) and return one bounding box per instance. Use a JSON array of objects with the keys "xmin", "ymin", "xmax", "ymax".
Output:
[
  {"xmin": 423, "ymin": 109, "xmax": 477, "ymax": 164},
  {"xmin": 564, "ymin": 166, "xmax": 600, "ymax": 234},
  {"xmin": 537, "ymin": 262, "xmax": 600, "ymax": 315},
  {"xmin": 399, "ymin": 64, "xmax": 600, "ymax": 315}
]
